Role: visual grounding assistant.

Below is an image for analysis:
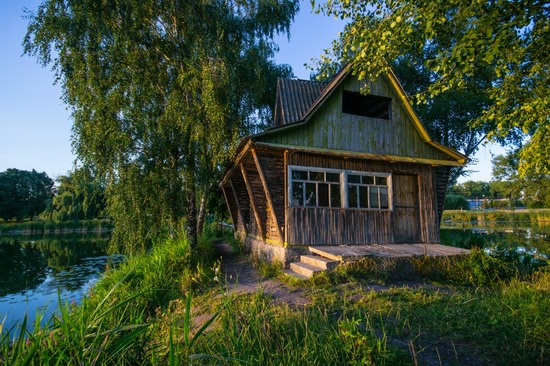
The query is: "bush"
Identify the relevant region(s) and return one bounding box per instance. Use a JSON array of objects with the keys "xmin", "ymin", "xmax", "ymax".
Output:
[{"xmin": 444, "ymin": 194, "xmax": 470, "ymax": 210}]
